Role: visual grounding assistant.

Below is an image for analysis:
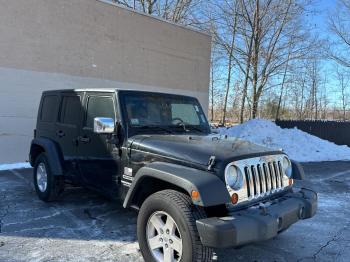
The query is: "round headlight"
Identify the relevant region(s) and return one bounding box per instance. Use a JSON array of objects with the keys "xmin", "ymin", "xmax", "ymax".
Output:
[
  {"xmin": 282, "ymin": 157, "xmax": 292, "ymax": 178},
  {"xmin": 225, "ymin": 165, "xmax": 243, "ymax": 190}
]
